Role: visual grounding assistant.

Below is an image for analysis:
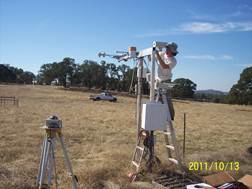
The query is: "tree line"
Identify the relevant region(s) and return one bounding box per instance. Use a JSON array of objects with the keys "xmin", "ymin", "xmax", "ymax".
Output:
[
  {"xmin": 36, "ymin": 57, "xmax": 198, "ymax": 97},
  {"xmin": 0, "ymin": 64, "xmax": 35, "ymax": 84},
  {"xmin": 1, "ymin": 58, "xmax": 251, "ymax": 105},
  {"xmin": 37, "ymin": 57, "xmax": 137, "ymax": 92}
]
